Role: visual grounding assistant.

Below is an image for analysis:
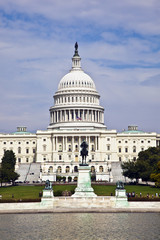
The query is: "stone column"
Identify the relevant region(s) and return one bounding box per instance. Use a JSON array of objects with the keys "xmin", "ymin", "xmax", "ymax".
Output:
[
  {"xmin": 62, "ymin": 137, "xmax": 64, "ymax": 151},
  {"xmin": 73, "ymin": 109, "xmax": 76, "ymax": 121},
  {"xmin": 55, "ymin": 137, "xmax": 57, "ymax": 151},
  {"xmin": 78, "ymin": 109, "xmax": 80, "ymax": 119},
  {"xmin": 87, "ymin": 110, "xmax": 89, "ymax": 121}
]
